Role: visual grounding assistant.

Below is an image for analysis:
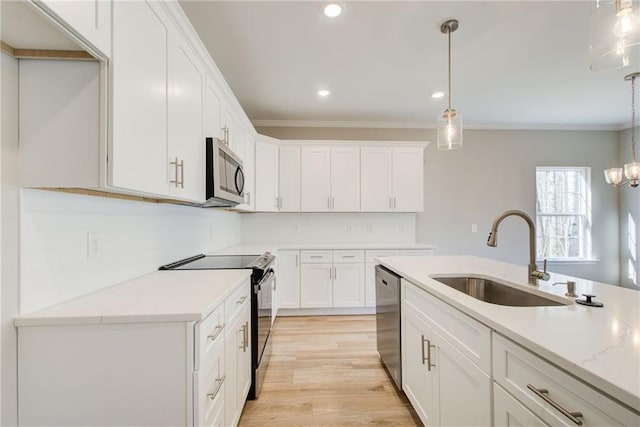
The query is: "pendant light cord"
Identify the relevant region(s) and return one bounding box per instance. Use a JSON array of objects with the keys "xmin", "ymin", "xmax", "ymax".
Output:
[
  {"xmin": 447, "ymin": 26, "xmax": 452, "ymax": 117},
  {"xmin": 633, "ymin": 74, "xmax": 637, "ymax": 162}
]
